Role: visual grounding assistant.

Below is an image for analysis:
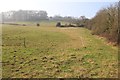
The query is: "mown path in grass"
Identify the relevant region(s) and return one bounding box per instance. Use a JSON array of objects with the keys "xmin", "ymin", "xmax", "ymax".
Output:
[
  {"xmin": 2, "ymin": 24, "xmax": 118, "ymax": 78},
  {"xmin": 58, "ymin": 28, "xmax": 85, "ymax": 48}
]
